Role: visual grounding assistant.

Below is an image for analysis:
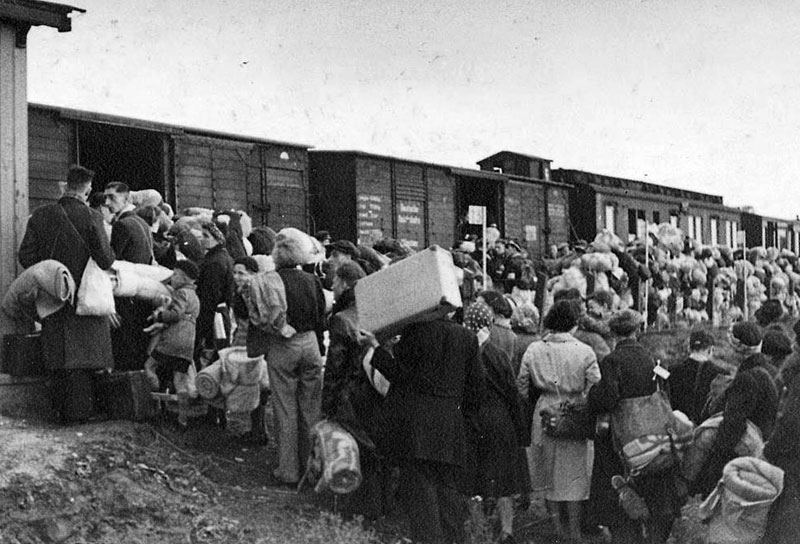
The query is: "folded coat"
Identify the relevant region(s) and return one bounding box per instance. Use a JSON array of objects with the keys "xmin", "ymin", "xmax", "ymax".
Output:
[
  {"xmin": 2, "ymin": 260, "xmax": 75, "ymax": 321},
  {"xmin": 110, "ymin": 261, "xmax": 172, "ymax": 301}
]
